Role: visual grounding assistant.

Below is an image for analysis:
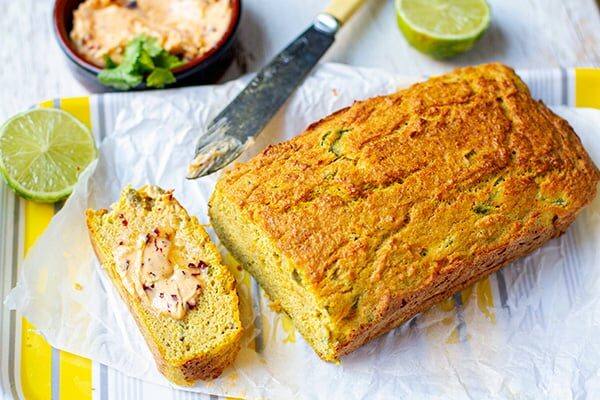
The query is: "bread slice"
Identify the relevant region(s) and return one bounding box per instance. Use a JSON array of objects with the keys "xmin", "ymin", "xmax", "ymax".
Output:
[
  {"xmin": 86, "ymin": 185, "xmax": 242, "ymax": 385},
  {"xmin": 209, "ymin": 63, "xmax": 600, "ymax": 361}
]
